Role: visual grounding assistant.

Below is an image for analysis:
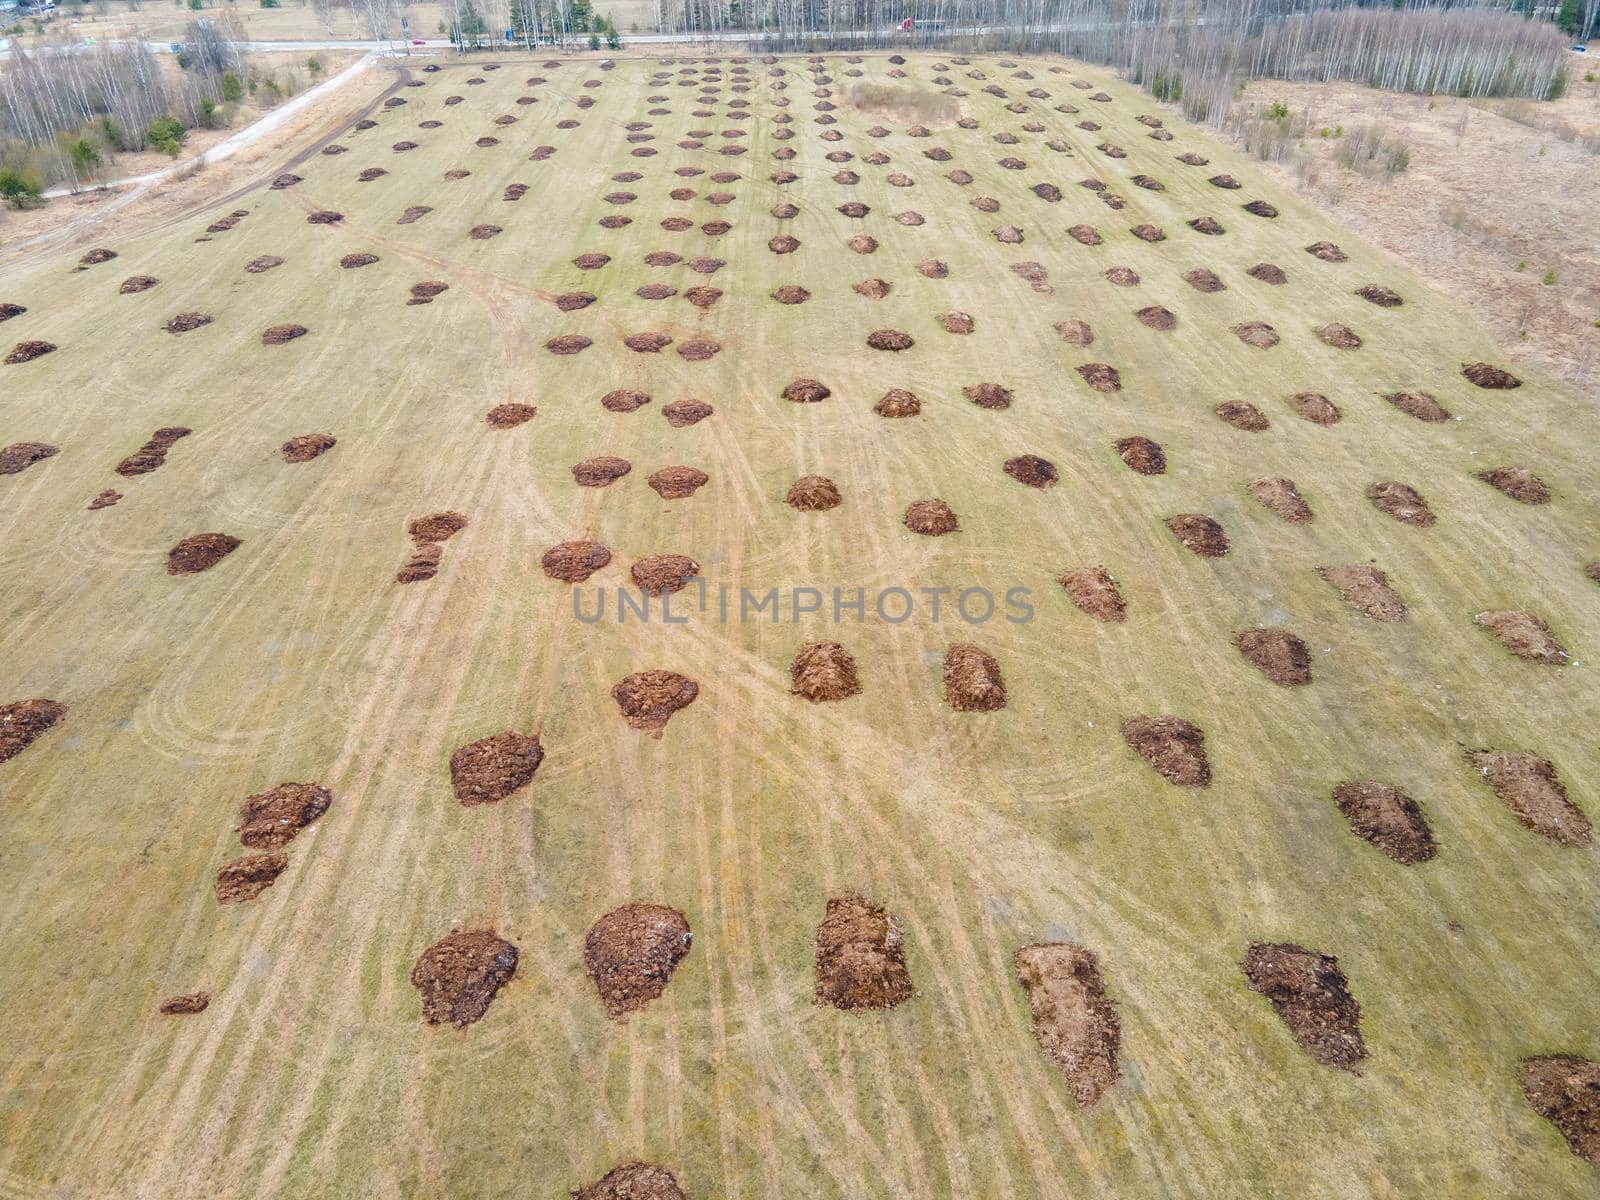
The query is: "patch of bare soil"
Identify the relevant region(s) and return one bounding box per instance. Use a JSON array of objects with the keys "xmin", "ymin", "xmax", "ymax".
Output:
[
  {"xmin": 542, "ymin": 540, "xmax": 611, "ymax": 583},
  {"xmin": 944, "ymin": 643, "xmax": 1006, "ymax": 712},
  {"xmin": 1242, "ymin": 942, "xmax": 1367, "ymax": 1071},
  {"xmin": 814, "ymin": 893, "xmax": 913, "ymax": 1010},
  {"xmin": 648, "ymin": 467, "xmax": 708, "ymax": 500},
  {"xmin": 1059, "ymin": 565, "xmax": 1125, "ymax": 622},
  {"xmin": 88, "ymin": 490, "xmax": 121, "ymax": 510},
  {"xmin": 261, "ymin": 324, "xmax": 307, "ymax": 346},
  {"xmin": 1367, "ymin": 481, "xmax": 1434, "ymax": 527},
  {"xmin": 1519, "ymin": 1055, "xmax": 1600, "ymax": 1165},
  {"xmin": 1004, "ymin": 454, "xmax": 1058, "ymax": 489},
  {"xmin": 237, "ymin": 782, "xmax": 331, "ymax": 849},
  {"xmin": 1115, "ymin": 436, "xmax": 1165, "ymax": 475},
  {"xmin": 572, "ymin": 1163, "xmax": 687, "ymax": 1200},
  {"xmin": 5, "ymin": 341, "xmax": 55, "ymax": 364},
  {"xmin": 1165, "ymin": 514, "xmax": 1229, "ymax": 557},
  {"xmin": 1318, "ymin": 564, "xmax": 1407, "ymax": 621},
  {"xmin": 281, "ymin": 433, "xmax": 335, "ymax": 463},
  {"xmin": 1248, "ymin": 477, "xmax": 1312, "ymax": 524},
  {"xmin": 905, "ymin": 499, "xmax": 958, "ymax": 535},
  {"xmin": 1290, "ymin": 392, "xmax": 1340, "ymax": 424},
  {"xmin": 159, "ymin": 992, "xmax": 209, "ymax": 1015},
  {"xmin": 449, "ymin": 730, "xmax": 545, "ymax": 807},
  {"xmin": 1384, "ymin": 389, "xmax": 1450, "ymax": 422},
  {"xmin": 632, "ymin": 555, "xmax": 700, "ymax": 596},
  {"xmin": 1475, "ymin": 467, "xmax": 1550, "ymax": 505},
  {"xmin": 1231, "ymin": 321, "xmax": 1279, "ymax": 349},
  {"xmin": 787, "ymin": 475, "xmax": 842, "ymax": 511},
  {"xmin": 1474, "ymin": 610, "xmax": 1567, "ymax": 664},
  {"xmin": 1215, "ymin": 401, "xmax": 1268, "ymax": 431},
  {"xmin": 1333, "ymin": 781, "xmax": 1436, "ymax": 864},
  {"xmin": 1014, "ymin": 943, "xmax": 1120, "ymax": 1106},
  {"xmin": 1318, "ymin": 323, "xmax": 1362, "ymax": 349},
  {"xmin": 487, "ymin": 403, "xmax": 536, "ymax": 429},
  {"xmin": 1462, "ymin": 361, "xmax": 1521, "ymax": 389},
  {"xmin": 1469, "ymin": 750, "xmax": 1592, "ymax": 845},
  {"xmin": 0, "ymin": 698, "xmax": 67, "ymax": 764},
  {"xmin": 876, "ymin": 388, "xmax": 920, "ymax": 418},
  {"xmin": 411, "ymin": 929, "xmax": 518, "ymax": 1027},
  {"xmin": 214, "ymin": 851, "xmax": 287, "ymax": 904},
  {"xmin": 167, "ymin": 533, "xmax": 240, "ymax": 575},
  {"xmin": 584, "ymin": 902, "xmax": 692, "ymax": 1018},
  {"xmin": 0, "ymin": 441, "xmax": 58, "ymax": 474},
  {"xmin": 1234, "ymin": 628, "xmax": 1312, "ymax": 686},
  {"xmin": 664, "ymin": 399, "xmax": 713, "ymax": 427},
  {"xmin": 612, "ymin": 670, "xmax": 699, "ymax": 736}
]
